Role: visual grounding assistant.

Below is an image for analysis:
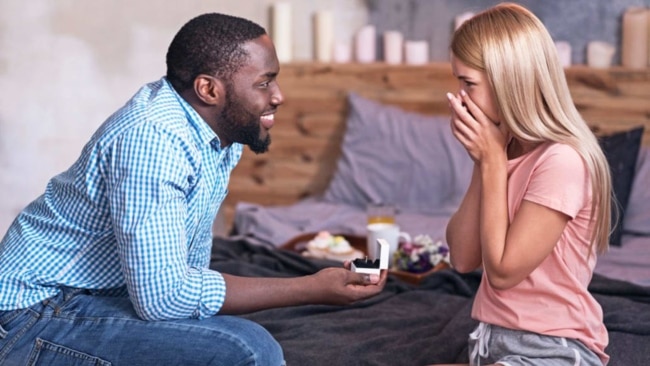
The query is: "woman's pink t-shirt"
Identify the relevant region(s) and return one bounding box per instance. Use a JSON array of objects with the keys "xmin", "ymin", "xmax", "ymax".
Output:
[{"xmin": 471, "ymin": 142, "xmax": 609, "ymax": 364}]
